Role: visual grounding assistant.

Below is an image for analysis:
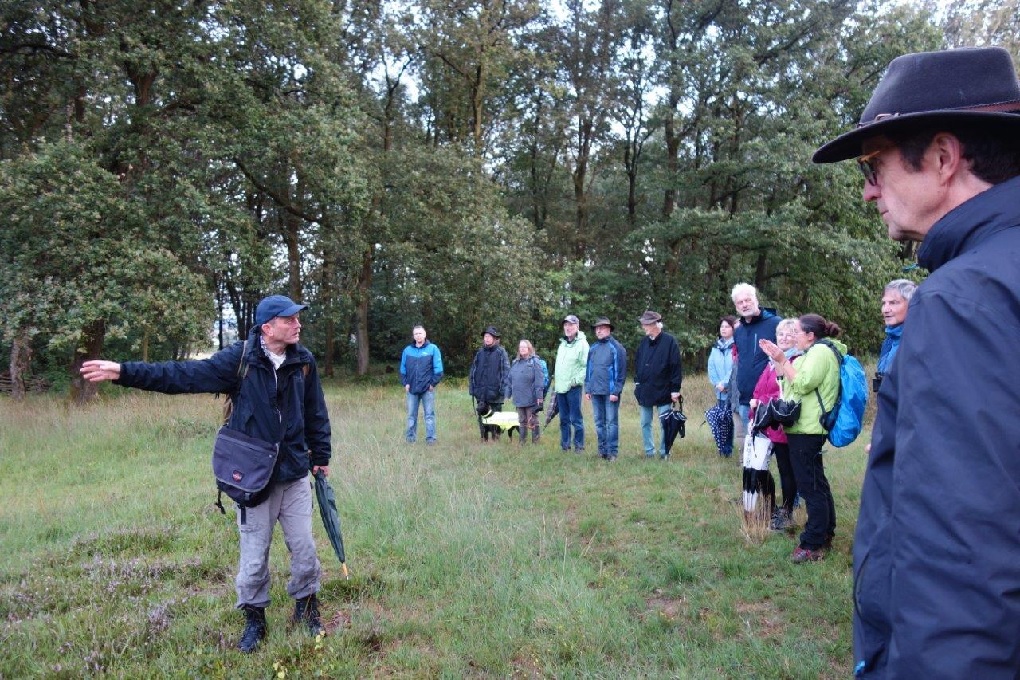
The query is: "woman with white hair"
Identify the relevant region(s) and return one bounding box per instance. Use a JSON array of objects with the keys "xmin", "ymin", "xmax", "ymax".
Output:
[{"xmin": 748, "ymin": 318, "xmax": 800, "ymax": 530}]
